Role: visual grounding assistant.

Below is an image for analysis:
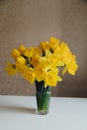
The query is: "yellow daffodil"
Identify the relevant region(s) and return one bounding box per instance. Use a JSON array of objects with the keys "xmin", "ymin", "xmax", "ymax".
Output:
[
  {"xmin": 5, "ymin": 37, "xmax": 79, "ymax": 87},
  {"xmin": 67, "ymin": 62, "xmax": 79, "ymax": 75},
  {"xmin": 39, "ymin": 41, "xmax": 50, "ymax": 51},
  {"xmin": 34, "ymin": 58, "xmax": 51, "ymax": 82},
  {"xmin": 5, "ymin": 62, "xmax": 17, "ymax": 75},
  {"xmin": 44, "ymin": 68, "xmax": 62, "ymax": 87},
  {"xmin": 31, "ymin": 54, "xmax": 40, "ymax": 67},
  {"xmin": 22, "ymin": 67, "xmax": 35, "ymax": 83},
  {"xmin": 11, "ymin": 49, "xmax": 20, "ymax": 59},
  {"xmin": 24, "ymin": 47, "xmax": 40, "ymax": 58},
  {"xmin": 49, "ymin": 37, "xmax": 60, "ymax": 51},
  {"xmin": 60, "ymin": 42, "xmax": 79, "ymax": 75},
  {"xmin": 16, "ymin": 56, "xmax": 26, "ymax": 64},
  {"xmin": 18, "ymin": 44, "xmax": 26, "ymax": 54},
  {"xmin": 16, "ymin": 64, "xmax": 35, "ymax": 83},
  {"xmin": 45, "ymin": 49, "xmax": 64, "ymax": 67}
]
